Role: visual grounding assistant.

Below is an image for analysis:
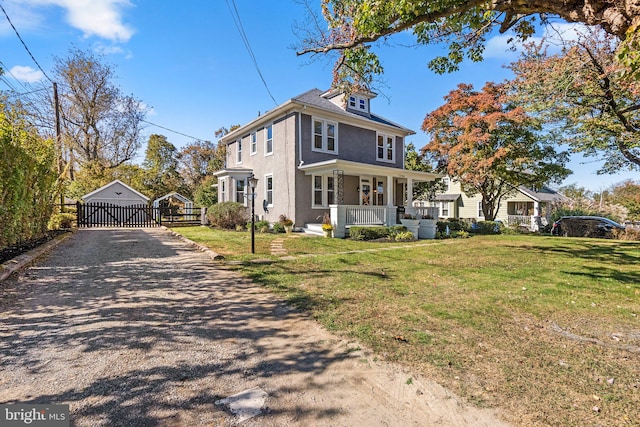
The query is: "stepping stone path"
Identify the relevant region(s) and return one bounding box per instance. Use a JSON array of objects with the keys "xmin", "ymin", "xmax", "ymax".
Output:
[{"xmin": 270, "ymin": 238, "xmax": 288, "ymax": 256}]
